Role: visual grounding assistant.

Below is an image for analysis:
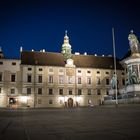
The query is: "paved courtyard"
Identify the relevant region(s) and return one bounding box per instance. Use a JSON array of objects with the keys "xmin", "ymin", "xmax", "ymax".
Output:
[{"xmin": 0, "ymin": 104, "xmax": 140, "ymax": 140}]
